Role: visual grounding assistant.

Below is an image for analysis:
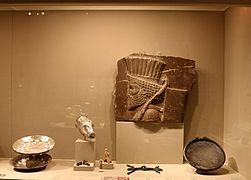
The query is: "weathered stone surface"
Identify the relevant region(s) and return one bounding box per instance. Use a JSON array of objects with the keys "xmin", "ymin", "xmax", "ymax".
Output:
[{"xmin": 114, "ymin": 53, "xmax": 196, "ymax": 123}]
